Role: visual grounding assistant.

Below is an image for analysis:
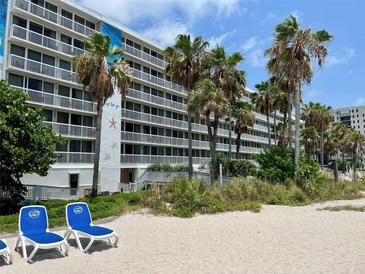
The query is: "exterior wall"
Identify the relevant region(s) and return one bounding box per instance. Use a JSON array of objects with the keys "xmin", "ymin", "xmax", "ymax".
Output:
[{"xmin": 332, "ymin": 106, "xmax": 365, "ymax": 135}]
